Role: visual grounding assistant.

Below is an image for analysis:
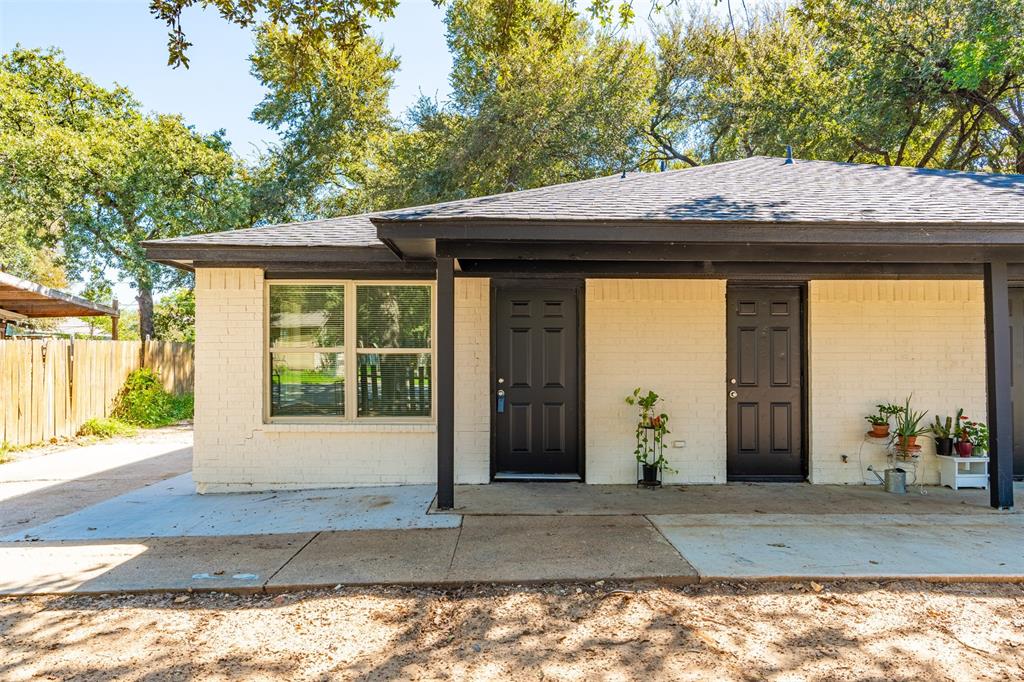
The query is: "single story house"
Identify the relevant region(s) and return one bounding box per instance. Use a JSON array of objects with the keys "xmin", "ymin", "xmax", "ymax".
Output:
[{"xmin": 144, "ymin": 156, "xmax": 1024, "ymax": 510}]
